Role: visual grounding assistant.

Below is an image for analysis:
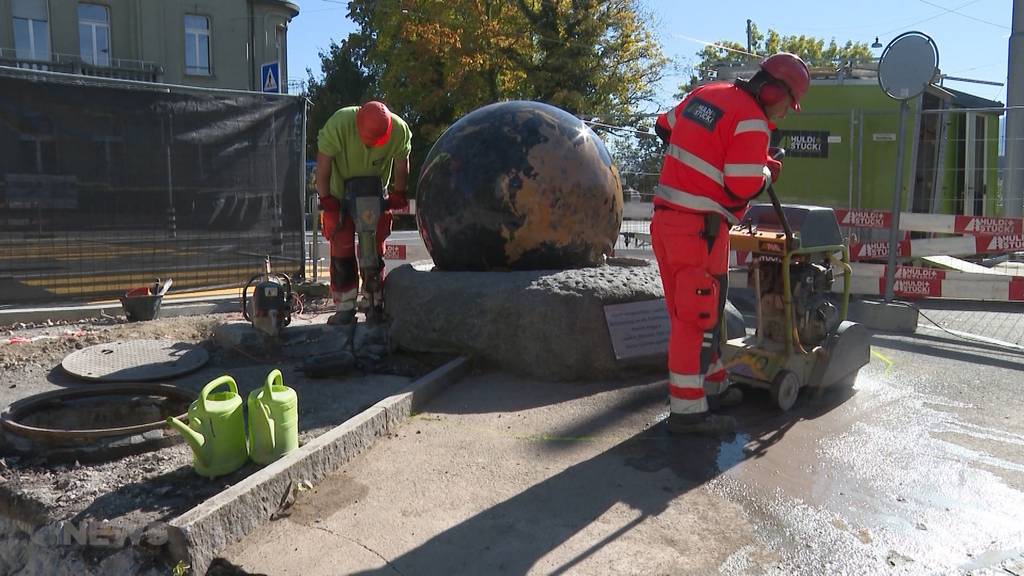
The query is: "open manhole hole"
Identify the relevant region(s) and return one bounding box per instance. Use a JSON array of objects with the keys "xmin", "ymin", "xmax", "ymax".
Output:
[{"xmin": 1, "ymin": 384, "xmax": 194, "ymax": 463}]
